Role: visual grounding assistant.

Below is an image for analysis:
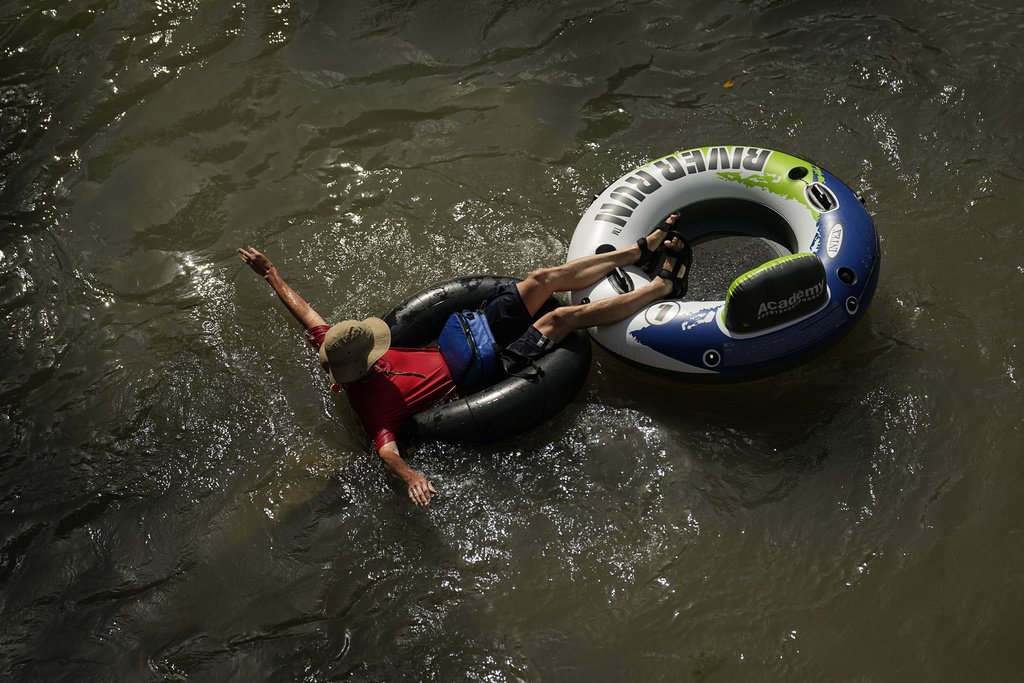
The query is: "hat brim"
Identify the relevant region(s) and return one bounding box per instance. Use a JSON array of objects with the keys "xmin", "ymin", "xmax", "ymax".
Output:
[
  {"xmin": 321, "ymin": 317, "xmax": 392, "ymax": 384},
  {"xmin": 362, "ymin": 316, "xmax": 391, "ymax": 365}
]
